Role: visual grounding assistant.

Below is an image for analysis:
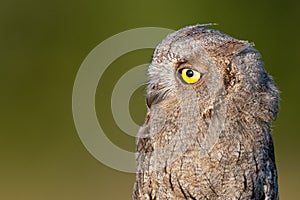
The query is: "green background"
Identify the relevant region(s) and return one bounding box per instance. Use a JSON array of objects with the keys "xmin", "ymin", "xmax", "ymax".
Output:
[{"xmin": 1, "ymin": 0, "xmax": 299, "ymax": 199}]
